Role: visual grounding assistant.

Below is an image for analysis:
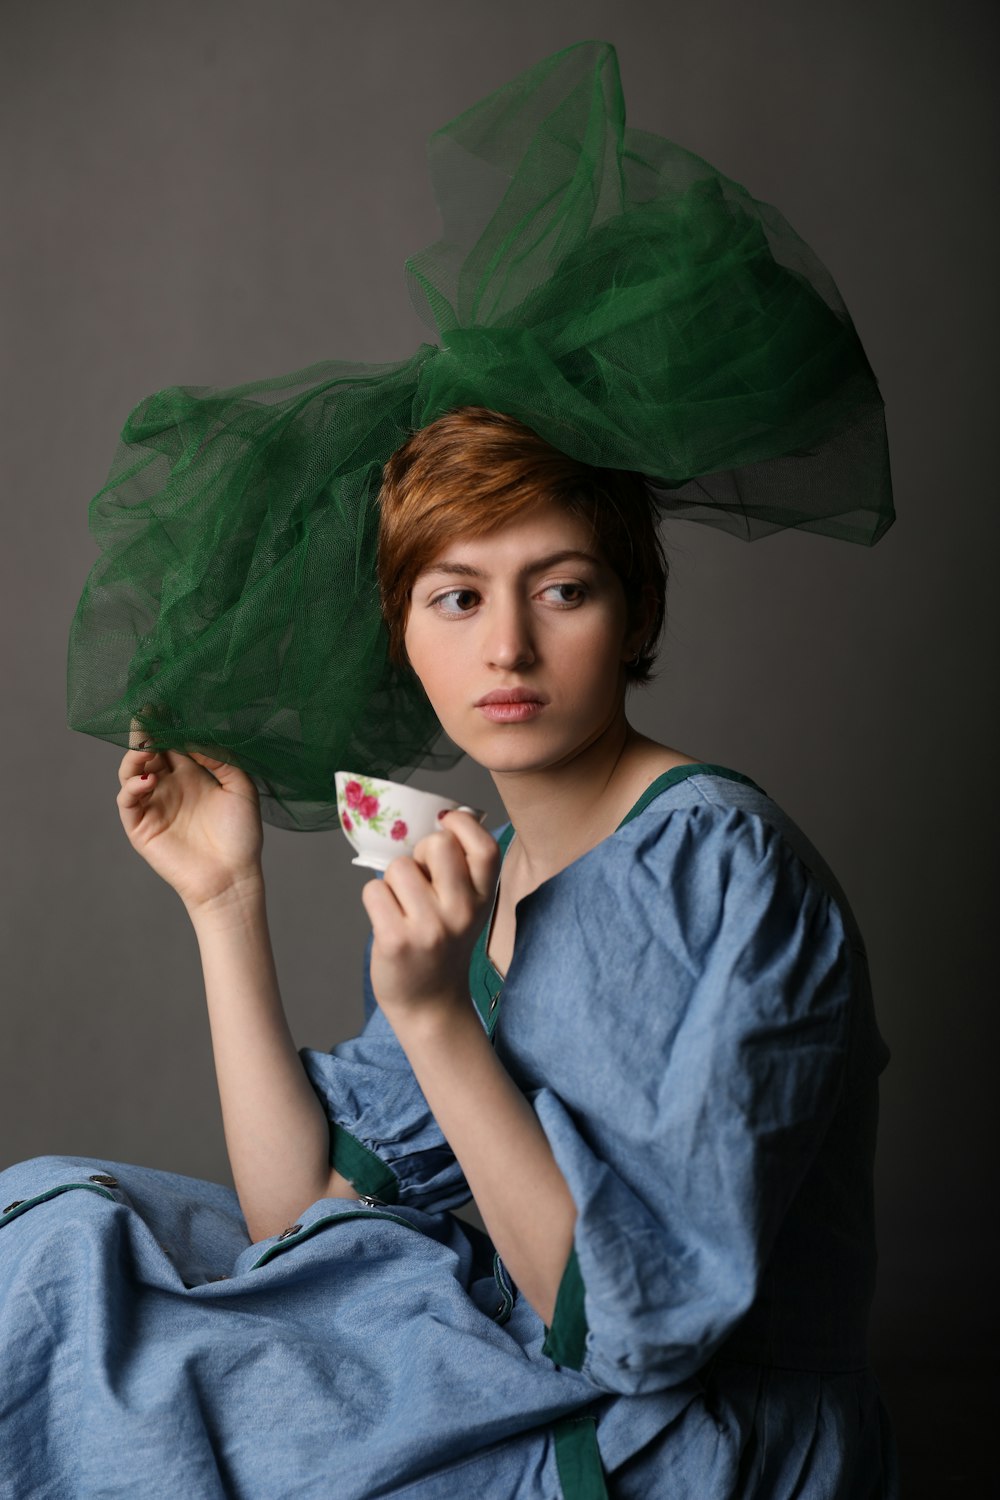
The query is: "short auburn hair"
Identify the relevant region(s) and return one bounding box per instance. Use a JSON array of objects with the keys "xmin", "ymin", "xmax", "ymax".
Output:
[{"xmin": 377, "ymin": 407, "xmax": 667, "ymax": 684}]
